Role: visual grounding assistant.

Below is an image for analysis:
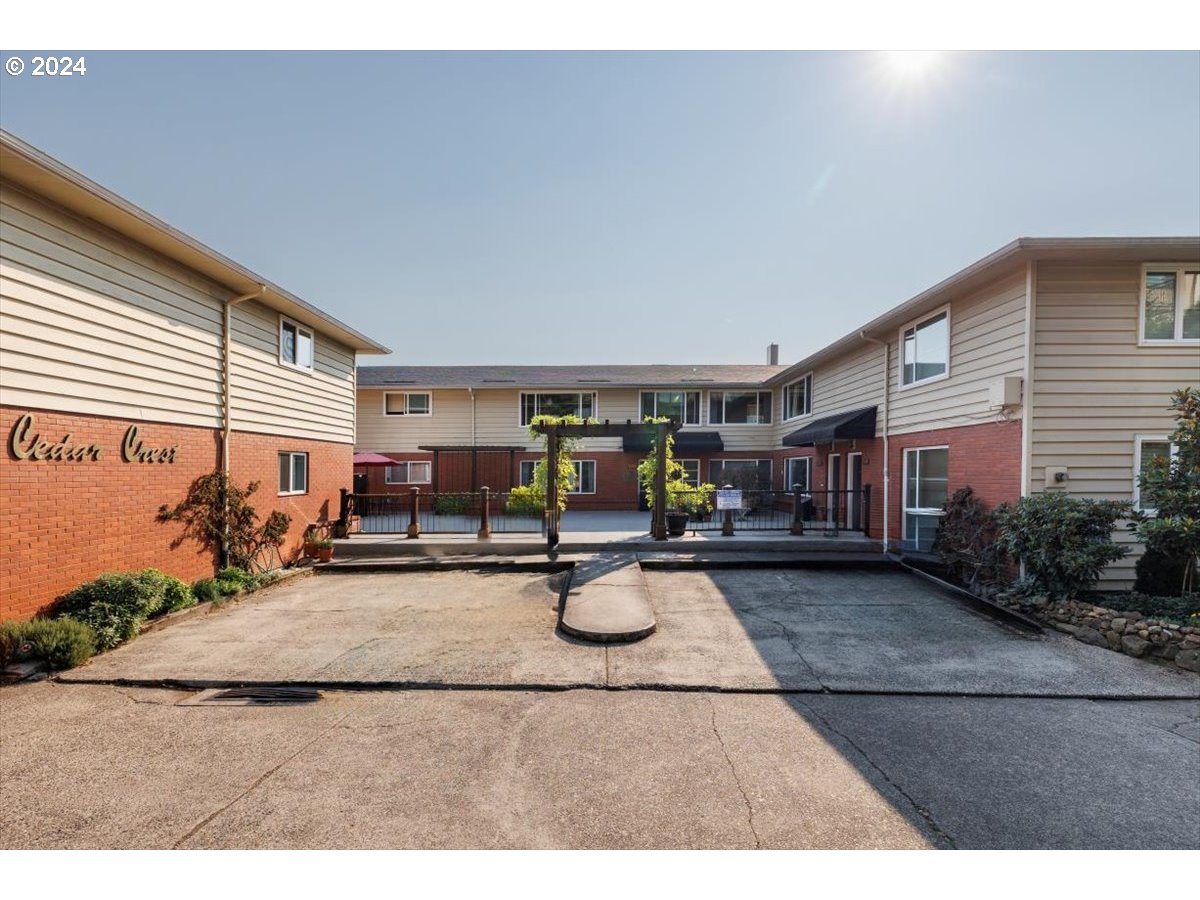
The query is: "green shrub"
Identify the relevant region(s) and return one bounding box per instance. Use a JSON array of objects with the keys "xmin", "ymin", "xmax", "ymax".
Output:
[
  {"xmin": 933, "ymin": 487, "xmax": 1007, "ymax": 592},
  {"xmin": 0, "ymin": 618, "xmax": 96, "ymax": 670},
  {"xmin": 1134, "ymin": 545, "xmax": 1193, "ymax": 597},
  {"xmin": 192, "ymin": 578, "xmax": 223, "ymax": 604},
  {"xmin": 139, "ymin": 568, "xmax": 196, "ymax": 616},
  {"xmin": 505, "ymin": 485, "xmax": 544, "ymax": 518},
  {"xmin": 433, "ymin": 494, "xmax": 471, "ymax": 516},
  {"xmin": 57, "ymin": 571, "xmax": 169, "ymax": 650},
  {"xmin": 994, "ymin": 493, "xmax": 1130, "ymax": 601},
  {"xmin": 216, "ymin": 566, "xmax": 256, "ymax": 588},
  {"xmin": 1107, "ymin": 591, "xmax": 1200, "ymax": 624}
]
